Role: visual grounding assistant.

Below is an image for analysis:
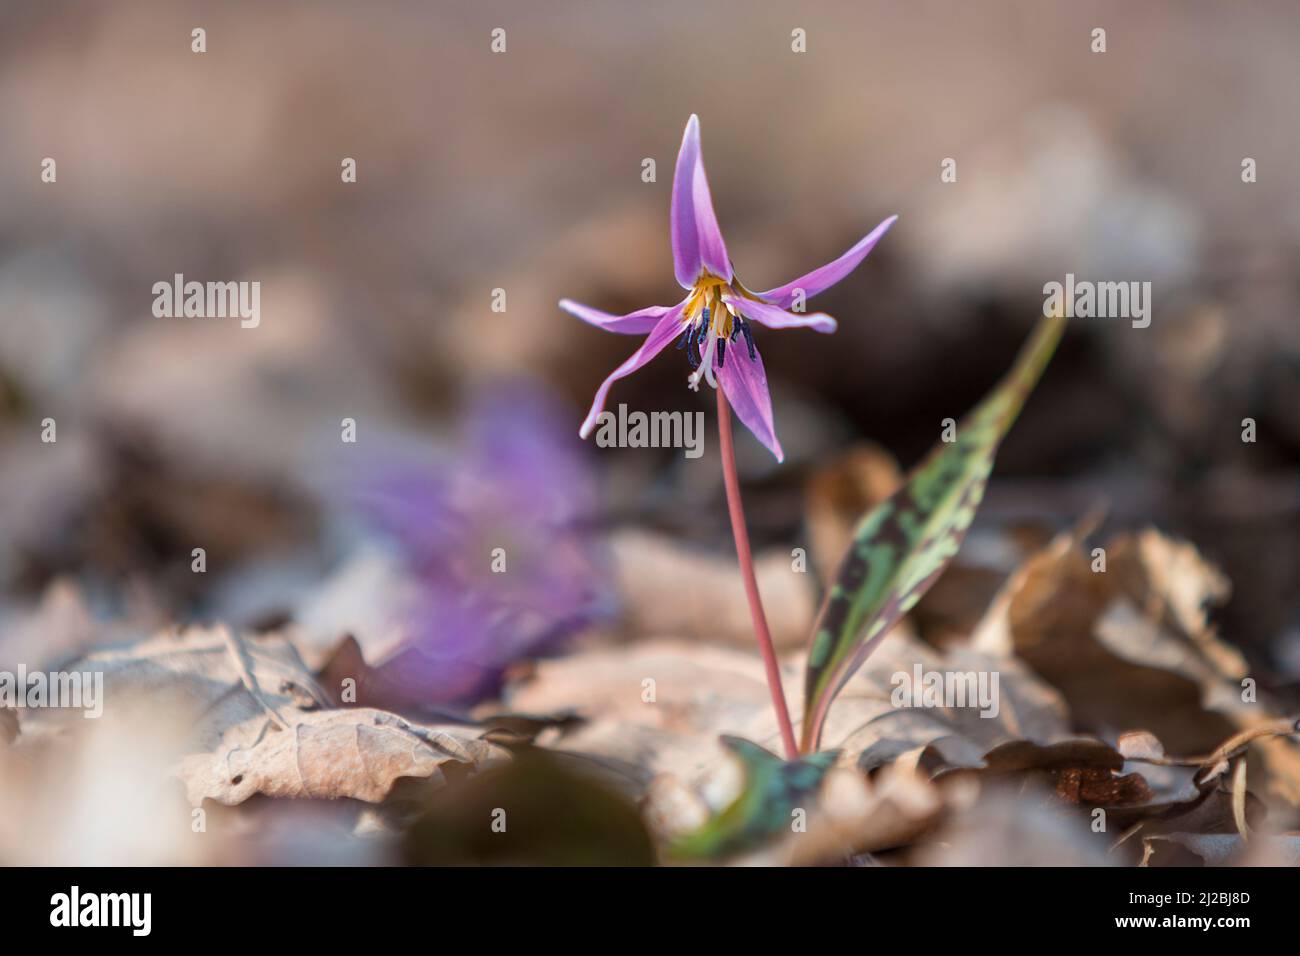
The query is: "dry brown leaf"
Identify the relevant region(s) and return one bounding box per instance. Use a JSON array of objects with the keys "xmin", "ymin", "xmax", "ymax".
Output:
[
  {"xmin": 914, "ymin": 786, "xmax": 1116, "ymax": 866},
  {"xmin": 179, "ymin": 707, "xmax": 507, "ymax": 806},
  {"xmin": 1100, "ymin": 721, "xmax": 1300, "ymax": 858},
  {"xmin": 971, "ymin": 524, "xmax": 1300, "ymax": 803},
  {"xmin": 607, "ymin": 528, "xmax": 816, "ymax": 650},
  {"xmin": 29, "ymin": 623, "xmax": 328, "ymax": 752},
  {"xmin": 507, "ymin": 626, "xmax": 1077, "ymax": 860},
  {"xmin": 507, "ymin": 638, "xmax": 794, "ymax": 784},
  {"xmin": 948, "ymin": 738, "xmax": 1155, "ymax": 809},
  {"xmin": 24, "ymin": 623, "xmax": 507, "ymax": 810},
  {"xmin": 818, "ymin": 632, "xmax": 1071, "ymax": 773},
  {"xmin": 508, "ymin": 627, "xmax": 1070, "ymax": 783}
]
